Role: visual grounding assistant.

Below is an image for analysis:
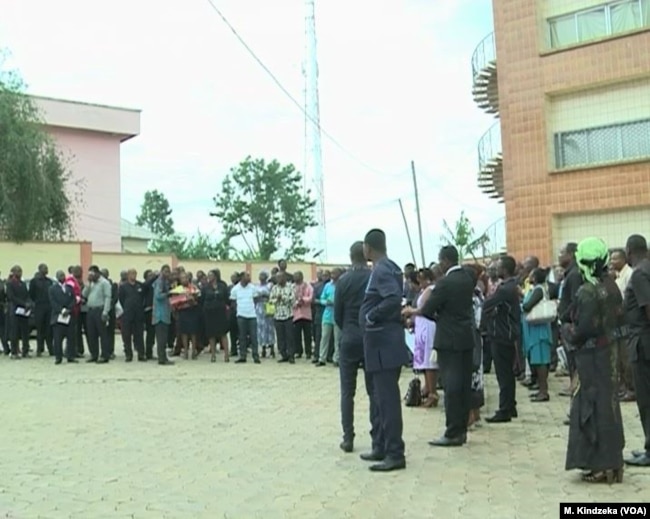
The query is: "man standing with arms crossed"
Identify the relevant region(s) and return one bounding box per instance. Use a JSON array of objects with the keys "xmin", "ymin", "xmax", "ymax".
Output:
[
  {"xmin": 334, "ymin": 241, "xmax": 372, "ymax": 454},
  {"xmin": 359, "ymin": 229, "xmax": 408, "ymax": 472}
]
